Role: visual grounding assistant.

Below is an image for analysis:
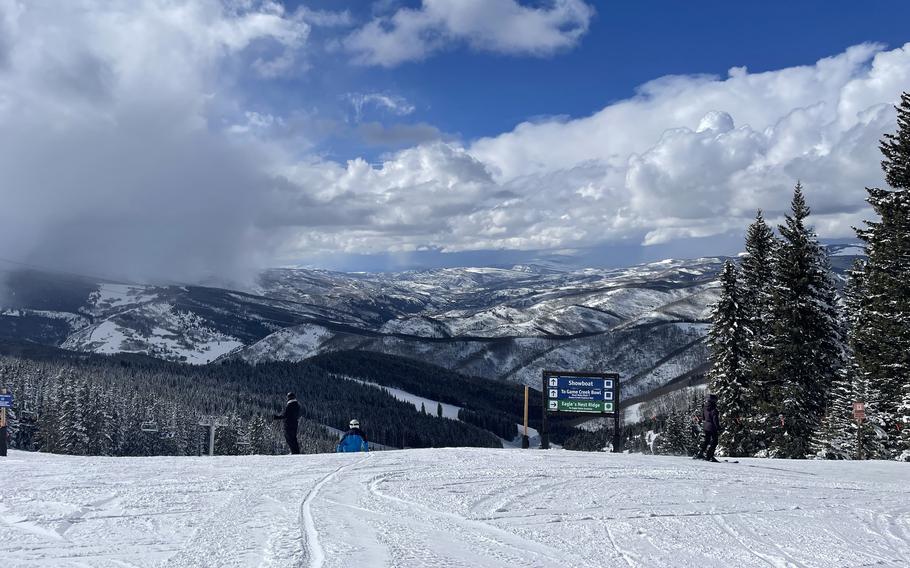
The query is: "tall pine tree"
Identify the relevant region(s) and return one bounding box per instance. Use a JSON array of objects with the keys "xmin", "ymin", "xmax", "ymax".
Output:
[
  {"xmin": 738, "ymin": 210, "xmax": 778, "ymax": 453},
  {"xmin": 708, "ymin": 261, "xmax": 749, "ymax": 456},
  {"xmin": 853, "ymin": 92, "xmax": 910, "ymax": 461},
  {"xmin": 813, "ymin": 262, "xmax": 881, "ymax": 458},
  {"xmin": 766, "ymin": 183, "xmax": 844, "ymax": 458}
]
